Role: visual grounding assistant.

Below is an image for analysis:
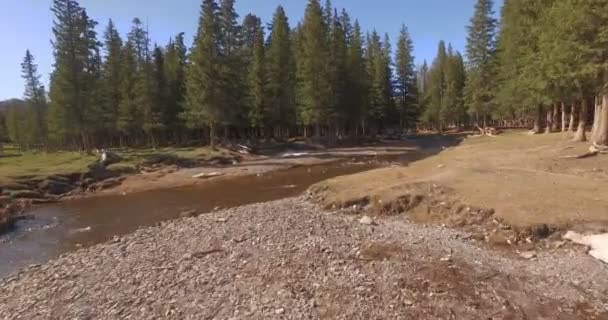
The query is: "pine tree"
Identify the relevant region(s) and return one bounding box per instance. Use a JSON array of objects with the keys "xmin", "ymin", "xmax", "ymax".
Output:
[
  {"xmin": 345, "ymin": 20, "xmax": 367, "ymax": 134},
  {"xmin": 266, "ymin": 6, "xmax": 295, "ymax": 134},
  {"xmin": 100, "ymin": 19, "xmax": 123, "ymax": 141},
  {"xmin": 21, "ymin": 50, "xmax": 47, "ymax": 147},
  {"xmin": 117, "ymin": 42, "xmax": 139, "ymax": 142},
  {"xmin": 247, "ymin": 25, "xmax": 268, "ymax": 131},
  {"xmin": 48, "ymin": 0, "xmax": 100, "ymax": 150},
  {"xmin": 183, "ymin": 0, "xmax": 222, "ymax": 145},
  {"xmin": 163, "ymin": 33, "xmax": 187, "ymax": 138},
  {"xmin": 423, "ymin": 41, "xmax": 448, "ymax": 129},
  {"xmin": 366, "ymin": 31, "xmax": 394, "ymax": 132},
  {"xmin": 442, "ymin": 46, "xmax": 467, "ymax": 126},
  {"xmin": 395, "ymin": 24, "xmax": 417, "ymax": 130},
  {"xmin": 327, "ymin": 9, "xmax": 348, "ymax": 131},
  {"xmin": 465, "ymin": 0, "xmax": 497, "ymax": 127},
  {"xmin": 297, "ymin": 0, "xmax": 331, "ymax": 136}
]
